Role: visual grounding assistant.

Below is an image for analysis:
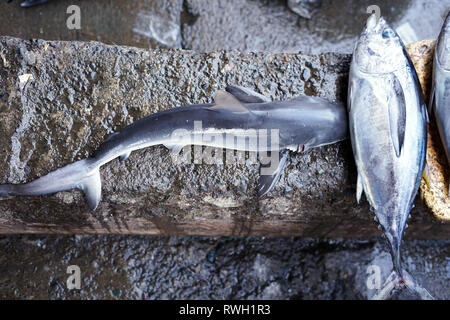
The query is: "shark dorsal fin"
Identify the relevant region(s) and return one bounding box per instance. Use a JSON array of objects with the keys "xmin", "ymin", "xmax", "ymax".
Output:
[
  {"xmin": 210, "ymin": 90, "xmax": 249, "ymax": 113},
  {"xmin": 225, "ymin": 85, "xmax": 270, "ymax": 103}
]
